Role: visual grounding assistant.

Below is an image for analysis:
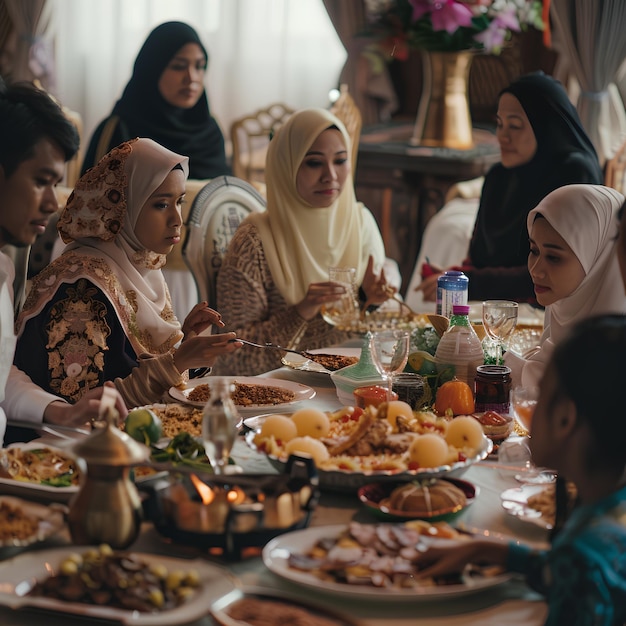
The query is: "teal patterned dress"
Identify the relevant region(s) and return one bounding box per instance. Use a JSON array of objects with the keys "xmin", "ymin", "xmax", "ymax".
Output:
[{"xmin": 507, "ymin": 484, "xmax": 626, "ymax": 625}]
